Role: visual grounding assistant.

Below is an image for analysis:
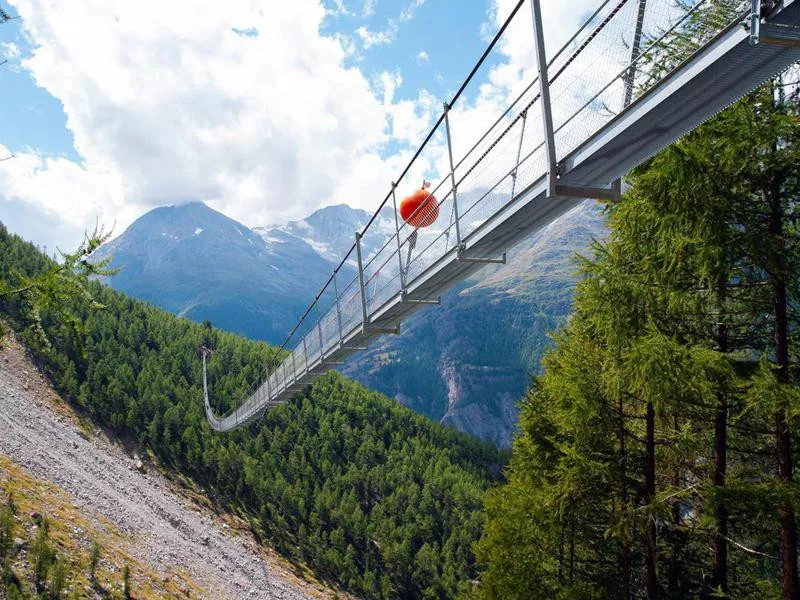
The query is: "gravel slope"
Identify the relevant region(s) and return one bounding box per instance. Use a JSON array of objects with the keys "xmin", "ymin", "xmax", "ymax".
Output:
[{"xmin": 0, "ymin": 333, "xmax": 327, "ymax": 600}]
